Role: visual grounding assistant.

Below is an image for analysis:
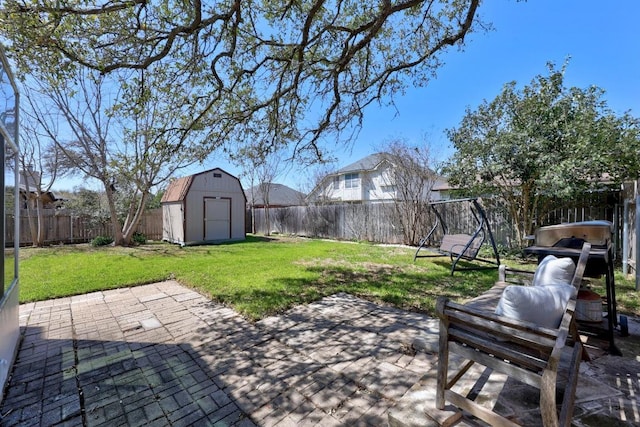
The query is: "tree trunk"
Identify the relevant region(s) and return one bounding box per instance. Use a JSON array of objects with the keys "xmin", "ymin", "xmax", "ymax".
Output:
[
  {"xmin": 121, "ymin": 192, "xmax": 149, "ymax": 245},
  {"xmin": 265, "ymin": 205, "xmax": 270, "ymax": 236},
  {"xmin": 251, "ymin": 205, "xmax": 256, "ymax": 234},
  {"xmin": 25, "ymin": 199, "xmax": 38, "ymax": 247},
  {"xmin": 35, "ymin": 196, "xmax": 45, "ymax": 246},
  {"xmin": 105, "ymin": 185, "xmax": 124, "ymax": 245}
]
